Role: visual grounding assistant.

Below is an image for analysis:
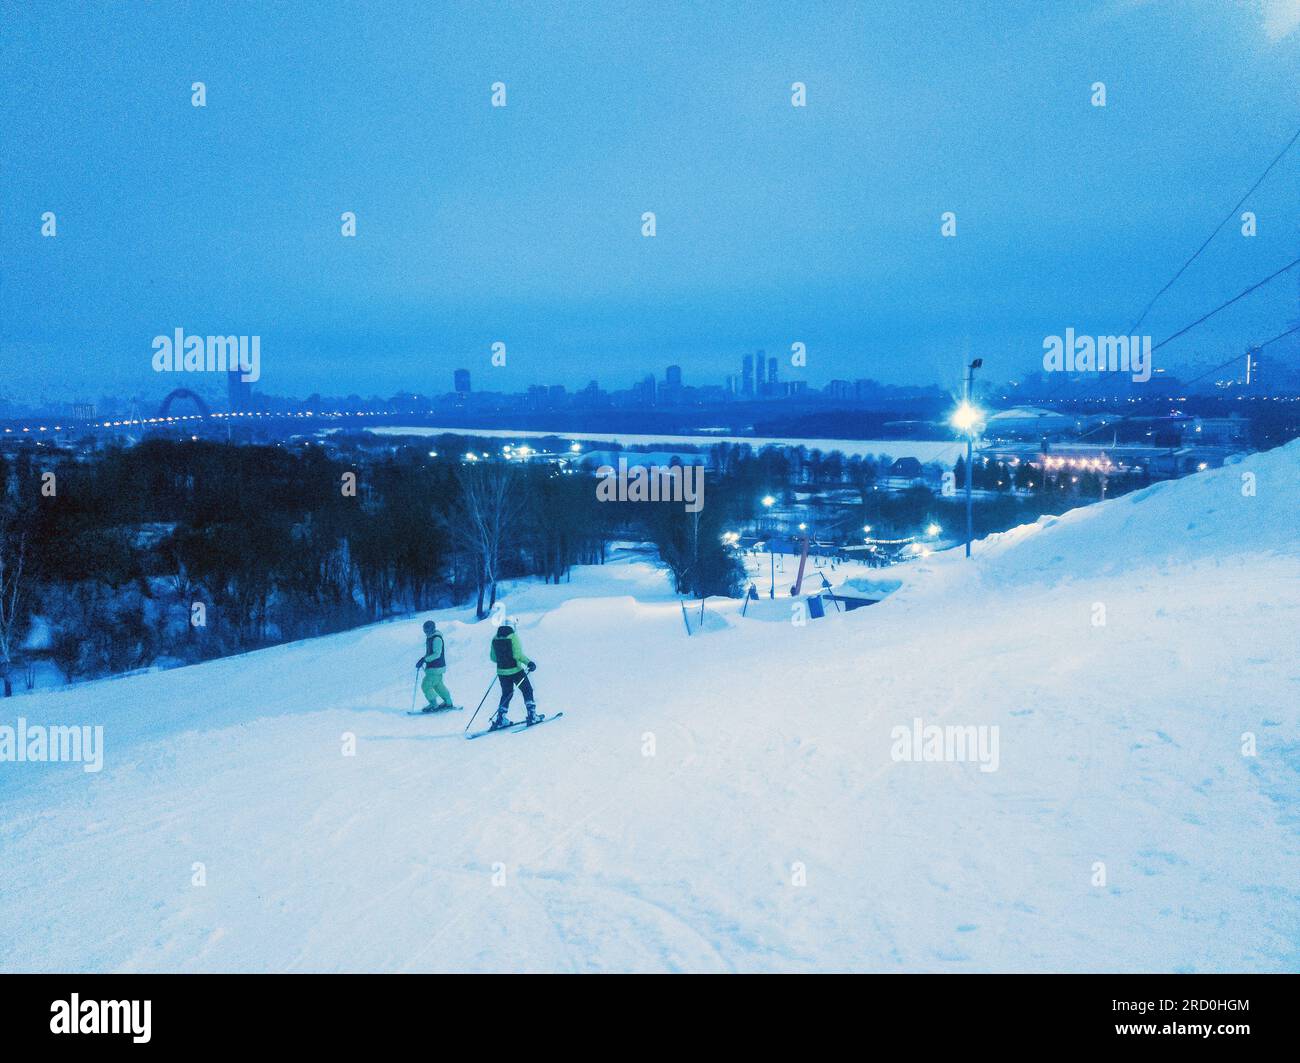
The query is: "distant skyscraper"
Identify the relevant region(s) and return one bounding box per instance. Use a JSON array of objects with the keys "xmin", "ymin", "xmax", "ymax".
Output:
[
  {"xmin": 742, "ymin": 354, "xmax": 754, "ymax": 396},
  {"xmin": 756, "ymin": 351, "xmax": 766, "ymax": 388},
  {"xmin": 227, "ymin": 369, "xmax": 252, "ymax": 412},
  {"xmin": 767, "ymin": 355, "xmax": 778, "ymax": 387},
  {"xmin": 665, "ymin": 364, "xmax": 682, "ymax": 388},
  {"xmin": 454, "ymin": 368, "xmax": 471, "ymax": 393}
]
